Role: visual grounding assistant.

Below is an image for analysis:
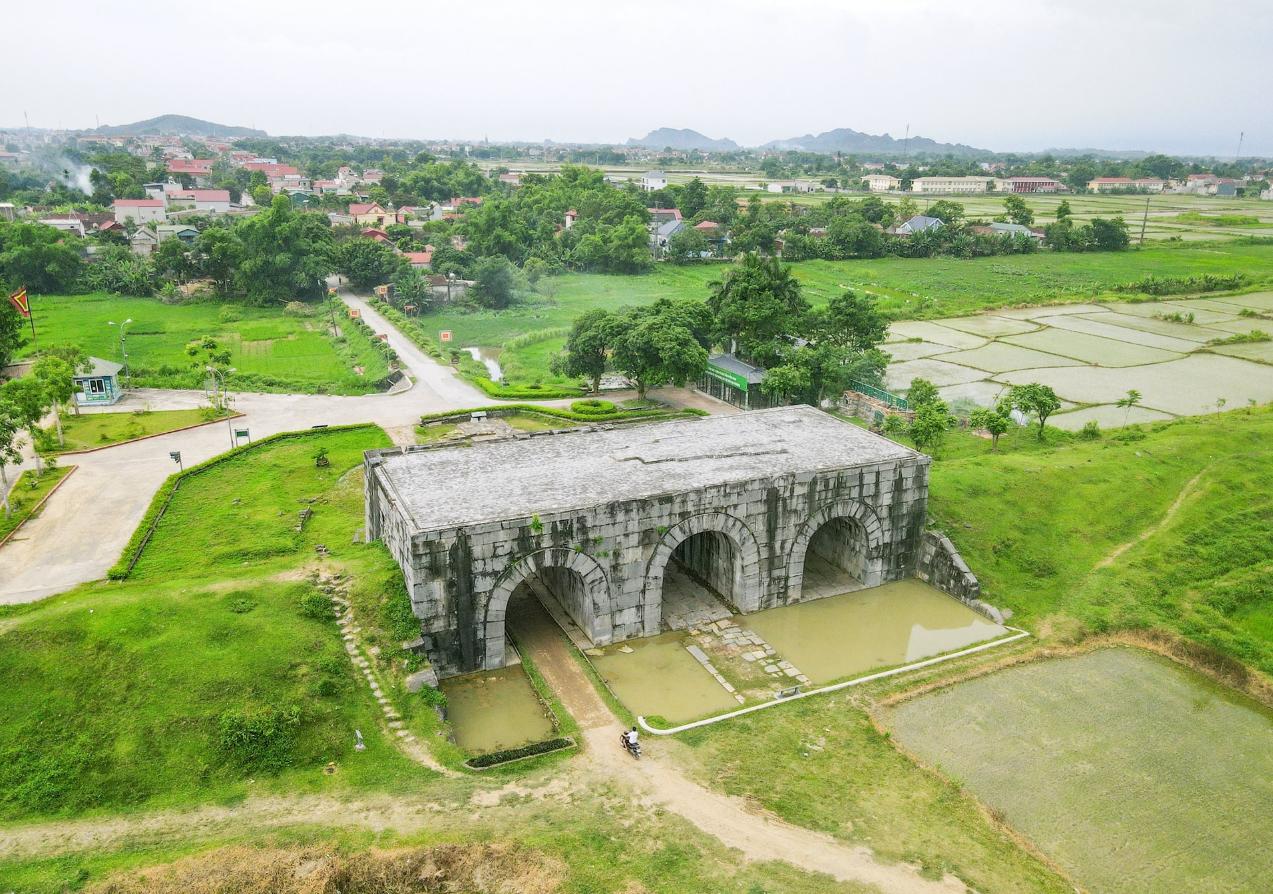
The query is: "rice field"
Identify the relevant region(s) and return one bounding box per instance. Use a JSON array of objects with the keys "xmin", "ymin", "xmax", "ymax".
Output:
[
  {"xmin": 887, "ymin": 648, "xmax": 1273, "ymax": 894},
  {"xmin": 882, "ymin": 292, "xmax": 1273, "ymax": 427}
]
